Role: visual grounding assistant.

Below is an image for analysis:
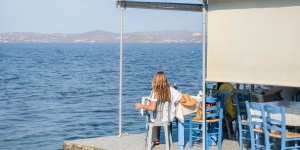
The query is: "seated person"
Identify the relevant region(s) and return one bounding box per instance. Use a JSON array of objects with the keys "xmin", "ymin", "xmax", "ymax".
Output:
[
  {"xmin": 134, "ymin": 72, "xmax": 186, "ymax": 145},
  {"xmin": 217, "ymin": 82, "xmax": 234, "ymax": 91},
  {"xmin": 215, "ymin": 82, "xmax": 235, "ymax": 134}
]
